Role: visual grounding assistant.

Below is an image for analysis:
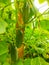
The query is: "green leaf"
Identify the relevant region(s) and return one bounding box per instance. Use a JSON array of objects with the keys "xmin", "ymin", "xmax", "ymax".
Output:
[
  {"xmin": 0, "ymin": 41, "xmax": 8, "ymax": 56},
  {"xmin": 0, "ymin": 19, "xmax": 7, "ymax": 34},
  {"xmin": 0, "ymin": 53, "xmax": 7, "ymax": 63},
  {"xmin": 17, "ymin": 59, "xmax": 23, "ymax": 65},
  {"xmin": 24, "ymin": 58, "xmax": 31, "ymax": 65},
  {"xmin": 36, "ymin": 47, "xmax": 45, "ymax": 54},
  {"xmin": 0, "ymin": 41, "xmax": 8, "ymax": 63},
  {"xmin": 40, "ymin": 20, "xmax": 49, "ymax": 31},
  {"xmin": 31, "ymin": 57, "xmax": 49, "ymax": 65},
  {"xmin": 0, "ymin": 0, "xmax": 10, "ymax": 4},
  {"xmin": 38, "ymin": 0, "xmax": 45, "ymax": 4},
  {"xmin": 3, "ymin": 62, "xmax": 10, "ymax": 65}
]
